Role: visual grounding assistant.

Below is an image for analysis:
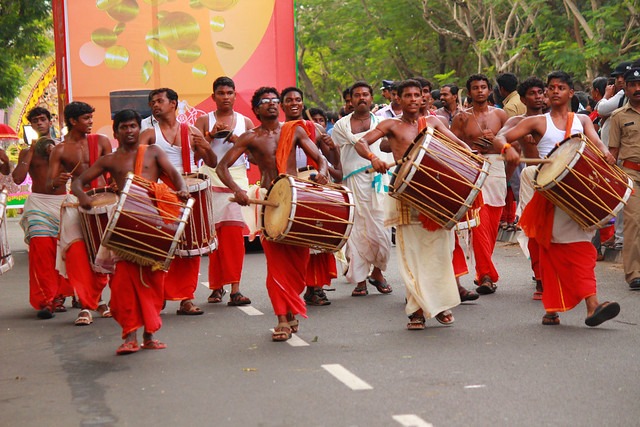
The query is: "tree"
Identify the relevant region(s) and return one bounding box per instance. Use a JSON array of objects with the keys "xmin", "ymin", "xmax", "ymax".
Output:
[{"xmin": 0, "ymin": 0, "xmax": 53, "ymax": 109}]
